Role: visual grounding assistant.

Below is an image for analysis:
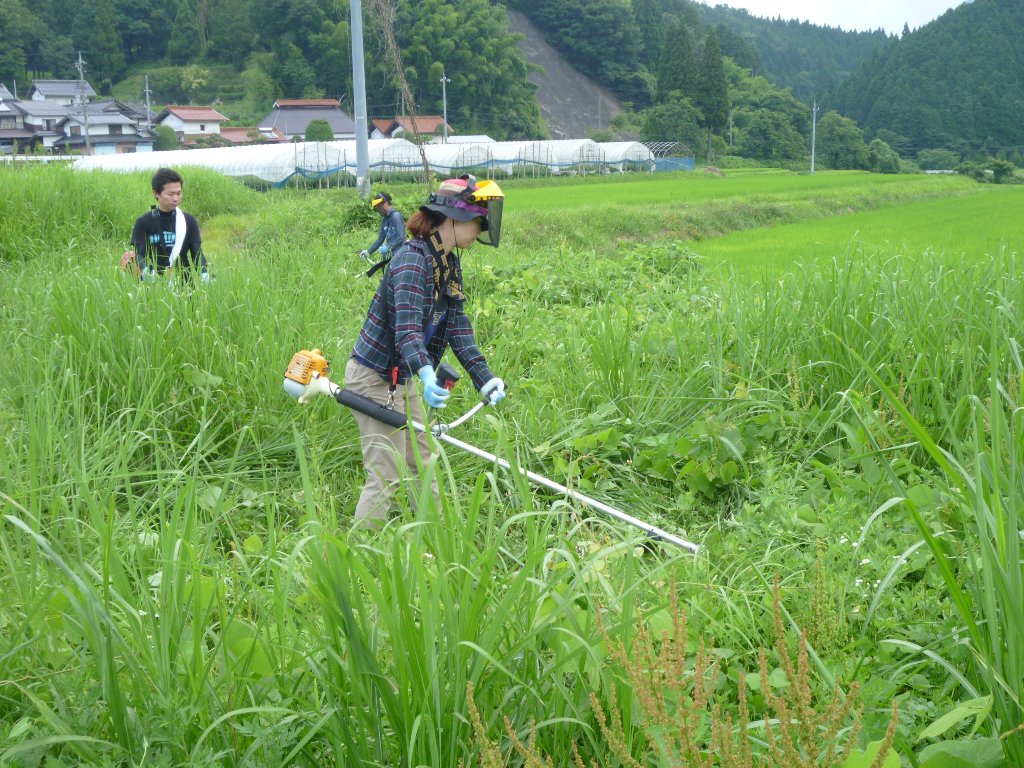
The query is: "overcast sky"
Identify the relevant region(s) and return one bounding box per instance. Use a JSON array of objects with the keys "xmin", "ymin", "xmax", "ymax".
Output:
[{"xmin": 708, "ymin": 0, "xmax": 967, "ymax": 34}]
